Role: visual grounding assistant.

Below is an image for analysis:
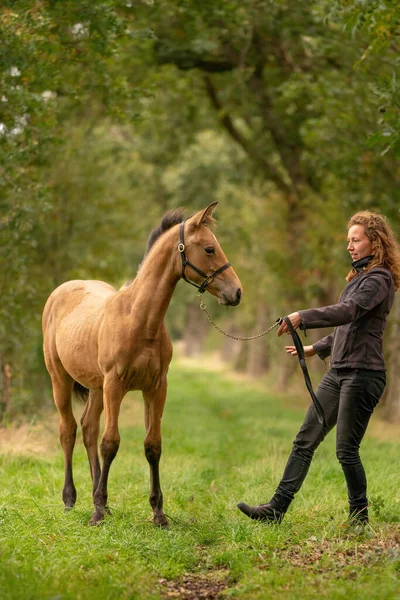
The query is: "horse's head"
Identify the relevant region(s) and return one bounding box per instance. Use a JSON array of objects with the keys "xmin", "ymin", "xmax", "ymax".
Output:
[{"xmin": 180, "ymin": 202, "xmax": 243, "ymax": 306}]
